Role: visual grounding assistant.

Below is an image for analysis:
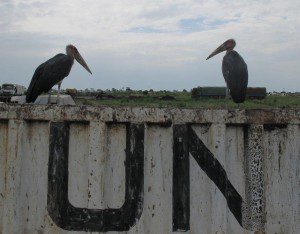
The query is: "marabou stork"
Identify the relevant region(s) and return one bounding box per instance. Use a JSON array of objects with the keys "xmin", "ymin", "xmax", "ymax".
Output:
[
  {"xmin": 206, "ymin": 39, "xmax": 248, "ymax": 103},
  {"xmin": 26, "ymin": 45, "xmax": 92, "ymax": 103}
]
